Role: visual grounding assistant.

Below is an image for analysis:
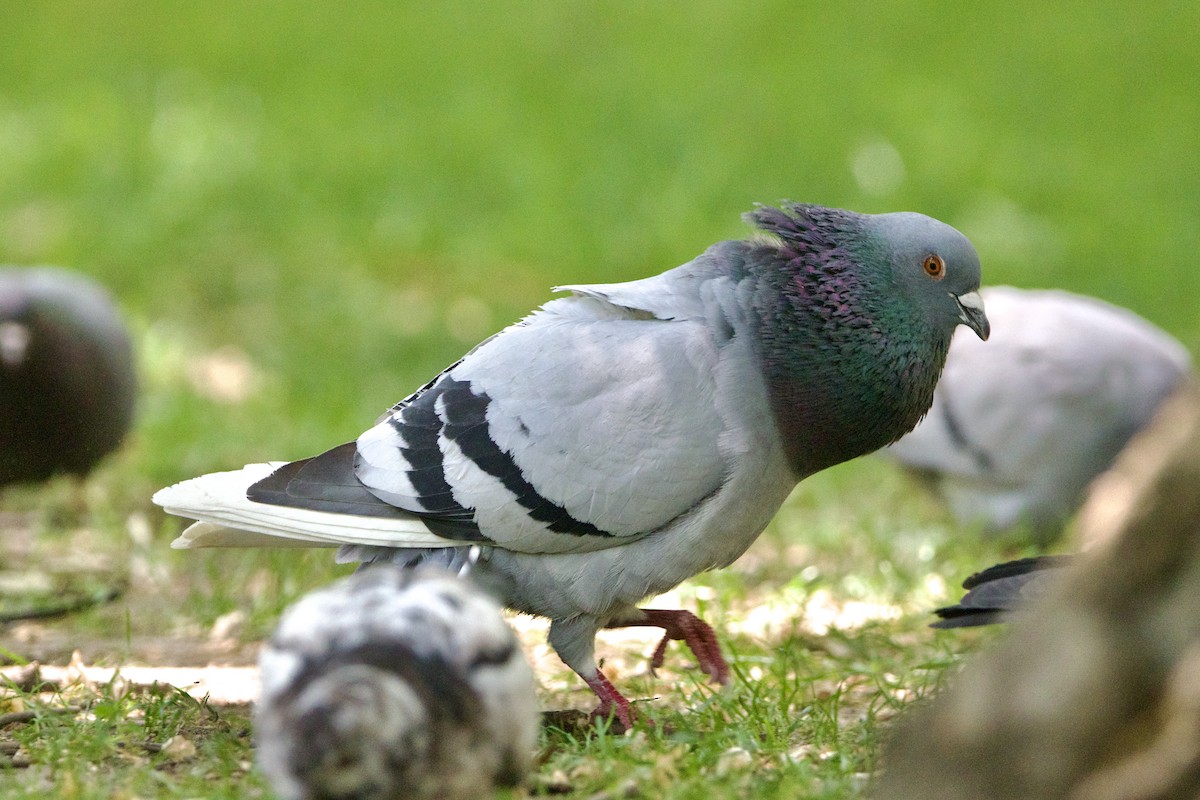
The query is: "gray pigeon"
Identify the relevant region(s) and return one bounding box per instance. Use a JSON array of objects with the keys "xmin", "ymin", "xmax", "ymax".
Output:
[
  {"xmin": 154, "ymin": 202, "xmax": 988, "ymax": 728},
  {"xmin": 885, "ymin": 286, "xmax": 1191, "ymax": 540},
  {"xmin": 1, "ymin": 267, "xmax": 136, "ymax": 486},
  {"xmin": 255, "ymin": 565, "xmax": 539, "ymax": 800},
  {"xmin": 931, "ymin": 554, "xmax": 1072, "ymax": 628}
]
